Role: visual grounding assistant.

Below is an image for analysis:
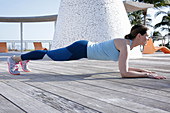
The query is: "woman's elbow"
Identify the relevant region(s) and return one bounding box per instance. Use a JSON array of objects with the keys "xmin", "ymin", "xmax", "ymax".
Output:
[{"xmin": 120, "ymin": 72, "xmax": 128, "ymax": 78}]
